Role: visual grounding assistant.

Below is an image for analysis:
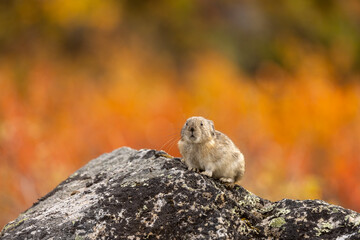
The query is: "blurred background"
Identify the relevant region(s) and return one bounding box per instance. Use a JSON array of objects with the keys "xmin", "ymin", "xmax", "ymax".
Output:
[{"xmin": 1, "ymin": 0, "xmax": 360, "ymax": 228}]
